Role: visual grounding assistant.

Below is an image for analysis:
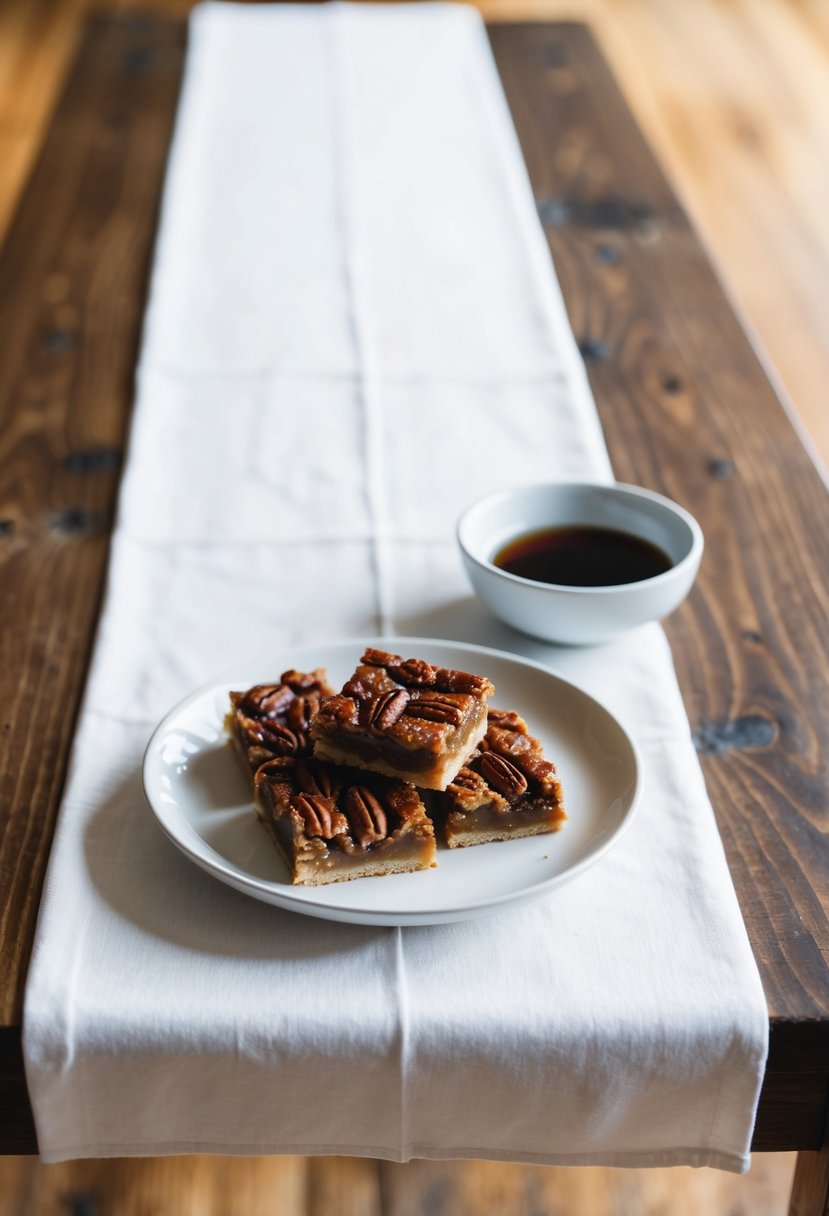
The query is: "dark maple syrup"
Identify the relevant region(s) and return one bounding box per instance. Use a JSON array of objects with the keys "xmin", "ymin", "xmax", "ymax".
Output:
[{"xmin": 493, "ymin": 525, "xmax": 672, "ymax": 587}]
